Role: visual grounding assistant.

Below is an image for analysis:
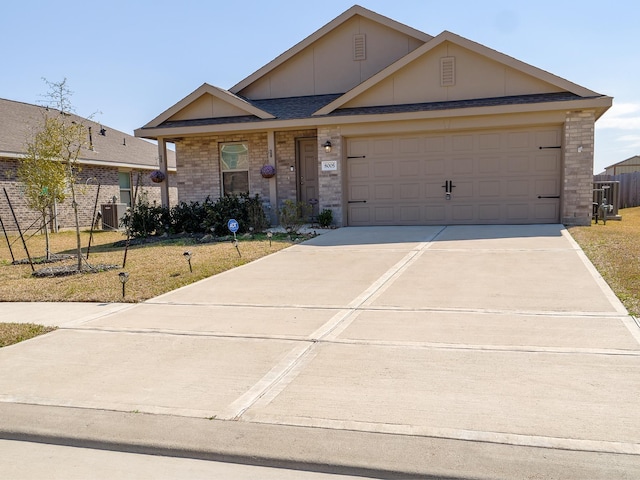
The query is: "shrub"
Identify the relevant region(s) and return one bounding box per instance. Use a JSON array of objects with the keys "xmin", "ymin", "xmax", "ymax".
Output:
[
  {"xmin": 202, "ymin": 193, "xmax": 269, "ymax": 236},
  {"xmin": 318, "ymin": 208, "xmax": 333, "ymax": 228},
  {"xmin": 122, "ymin": 193, "xmax": 270, "ymax": 238},
  {"xmin": 120, "ymin": 192, "xmax": 166, "ymax": 238},
  {"xmin": 278, "ymin": 200, "xmax": 312, "ymax": 233}
]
